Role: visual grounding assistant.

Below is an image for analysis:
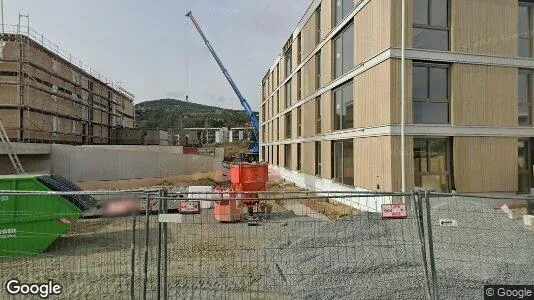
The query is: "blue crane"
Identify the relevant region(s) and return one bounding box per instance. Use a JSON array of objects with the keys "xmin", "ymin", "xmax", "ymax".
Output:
[{"xmin": 185, "ymin": 11, "xmax": 259, "ymax": 158}]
